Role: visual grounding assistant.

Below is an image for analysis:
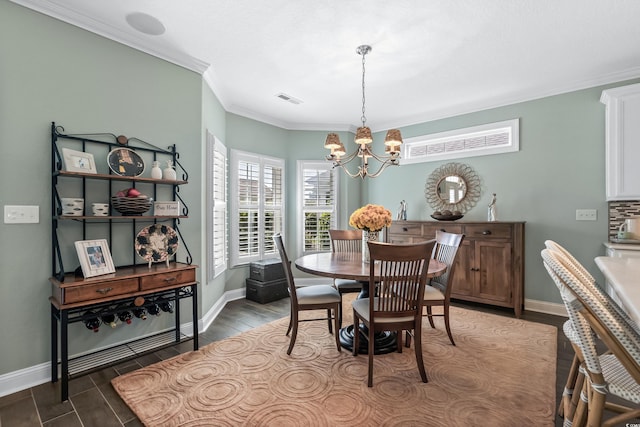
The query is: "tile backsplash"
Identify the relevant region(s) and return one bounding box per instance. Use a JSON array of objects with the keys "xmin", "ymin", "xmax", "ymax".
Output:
[{"xmin": 609, "ymin": 201, "xmax": 640, "ymax": 239}]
